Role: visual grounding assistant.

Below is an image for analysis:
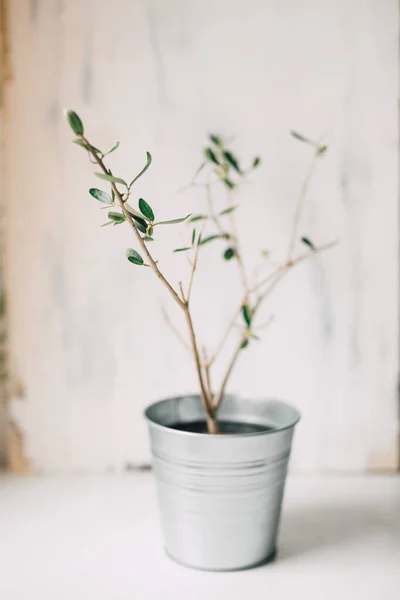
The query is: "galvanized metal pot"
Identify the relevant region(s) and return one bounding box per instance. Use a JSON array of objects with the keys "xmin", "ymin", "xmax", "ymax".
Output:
[{"xmin": 145, "ymin": 394, "xmax": 300, "ymax": 571}]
